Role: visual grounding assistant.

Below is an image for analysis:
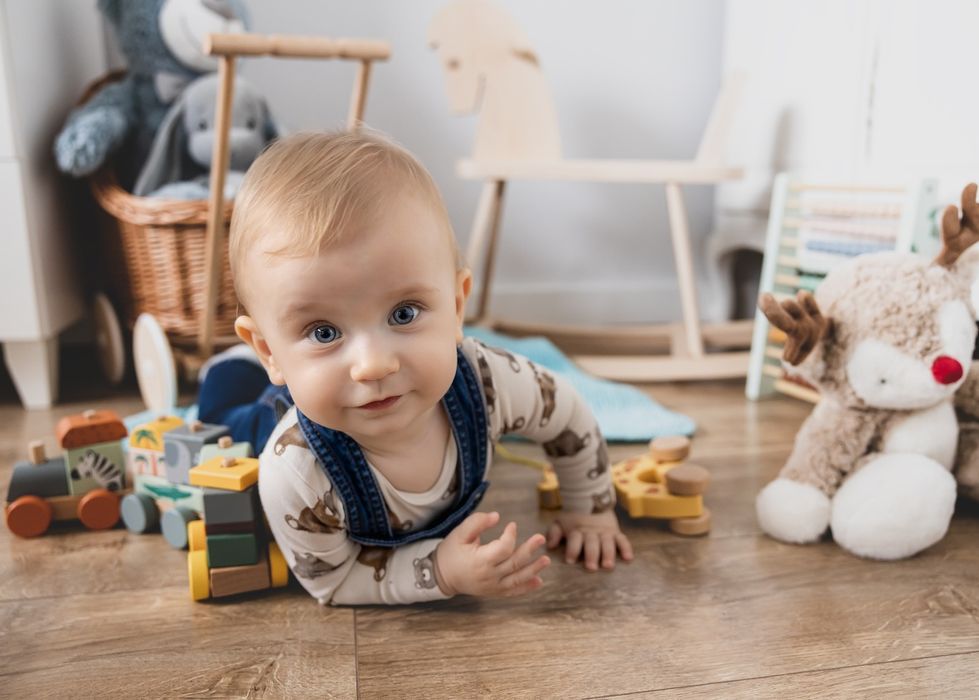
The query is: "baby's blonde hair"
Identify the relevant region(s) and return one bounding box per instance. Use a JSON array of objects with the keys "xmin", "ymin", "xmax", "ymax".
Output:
[{"xmin": 229, "ymin": 129, "xmax": 459, "ymax": 309}]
